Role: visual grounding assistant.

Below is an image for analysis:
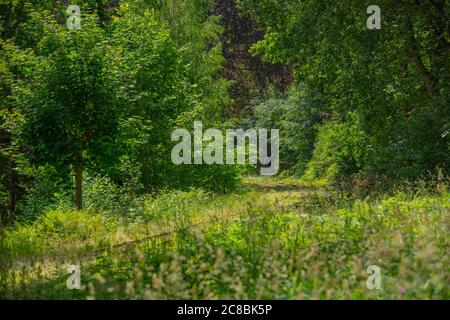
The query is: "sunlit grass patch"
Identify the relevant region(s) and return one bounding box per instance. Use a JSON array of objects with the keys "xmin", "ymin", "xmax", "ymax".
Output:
[{"xmin": 1, "ymin": 179, "xmax": 448, "ymax": 300}]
